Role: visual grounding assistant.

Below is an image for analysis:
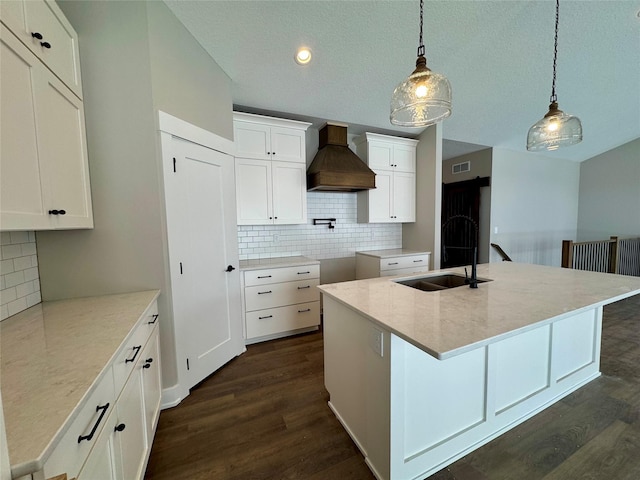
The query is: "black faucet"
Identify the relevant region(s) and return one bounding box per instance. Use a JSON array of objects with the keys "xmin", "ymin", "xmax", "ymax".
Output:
[{"xmin": 441, "ymin": 215, "xmax": 478, "ymax": 289}]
